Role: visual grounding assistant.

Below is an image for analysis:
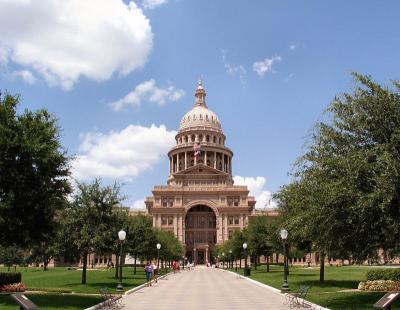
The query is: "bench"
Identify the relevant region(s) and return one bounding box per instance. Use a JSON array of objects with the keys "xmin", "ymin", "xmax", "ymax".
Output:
[
  {"xmin": 284, "ymin": 285, "xmax": 312, "ymax": 308},
  {"xmin": 99, "ymin": 287, "xmax": 124, "ymax": 309}
]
